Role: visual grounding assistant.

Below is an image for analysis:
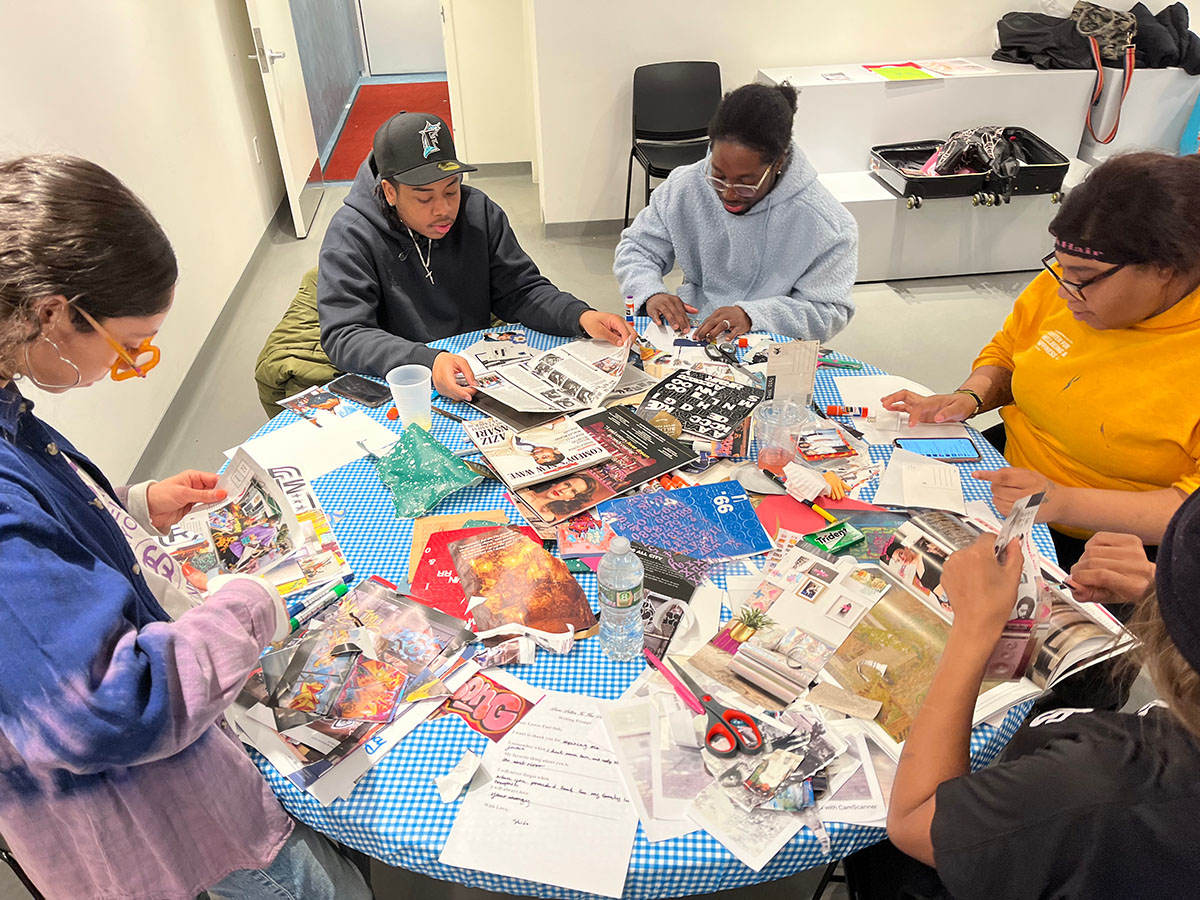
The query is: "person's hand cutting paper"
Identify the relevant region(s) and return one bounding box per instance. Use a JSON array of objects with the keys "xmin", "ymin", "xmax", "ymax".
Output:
[
  {"xmin": 146, "ymin": 470, "xmax": 226, "ymax": 532},
  {"xmin": 579, "ymin": 309, "xmax": 636, "ymax": 344},
  {"xmin": 645, "ymin": 292, "xmax": 698, "ymax": 333},
  {"xmin": 434, "ymin": 351, "xmax": 478, "ymax": 401},
  {"xmin": 881, "ymin": 389, "xmax": 977, "ymax": 425},
  {"xmin": 694, "ymin": 305, "xmax": 751, "ymax": 341},
  {"xmin": 972, "ymin": 468, "xmax": 1055, "ymax": 518}
]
